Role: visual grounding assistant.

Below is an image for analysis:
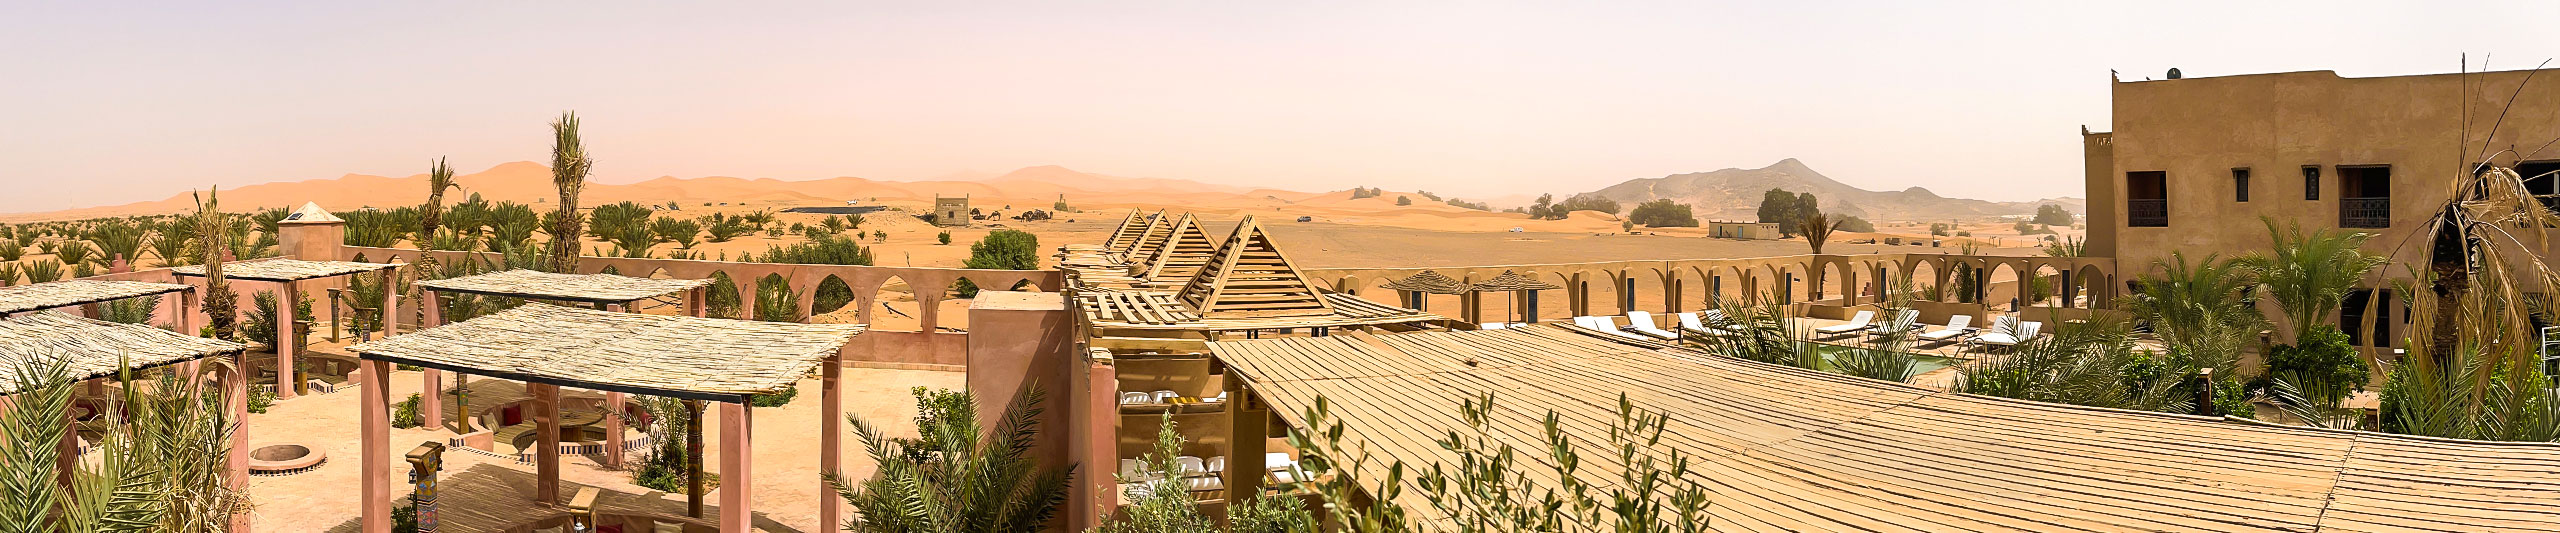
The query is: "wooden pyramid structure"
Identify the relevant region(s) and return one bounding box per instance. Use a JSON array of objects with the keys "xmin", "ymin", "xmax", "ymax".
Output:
[
  {"xmin": 1177, "ymin": 216, "xmax": 1338, "ymax": 318},
  {"xmin": 1119, "ymin": 210, "xmax": 1175, "ymax": 259},
  {"xmin": 1129, "ymin": 213, "xmax": 1219, "ymax": 285},
  {"xmin": 1098, "ymin": 209, "xmax": 1152, "ymax": 255}
]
